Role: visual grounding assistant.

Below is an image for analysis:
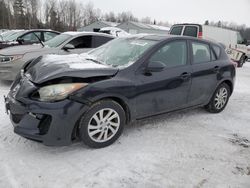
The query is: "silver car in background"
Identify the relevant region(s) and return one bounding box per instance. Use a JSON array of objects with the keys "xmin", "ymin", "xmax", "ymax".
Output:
[{"xmin": 0, "ymin": 32, "xmax": 114, "ymax": 80}]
